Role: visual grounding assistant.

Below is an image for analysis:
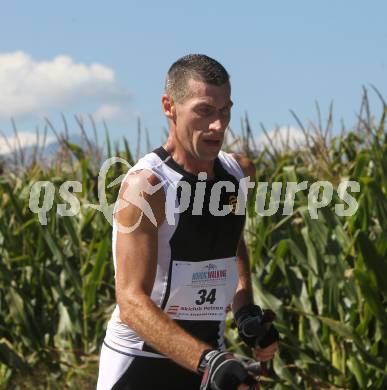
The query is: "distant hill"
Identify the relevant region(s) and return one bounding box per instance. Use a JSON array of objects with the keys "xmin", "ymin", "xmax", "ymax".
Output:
[{"xmin": 0, "ymin": 134, "xmax": 86, "ymax": 165}]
